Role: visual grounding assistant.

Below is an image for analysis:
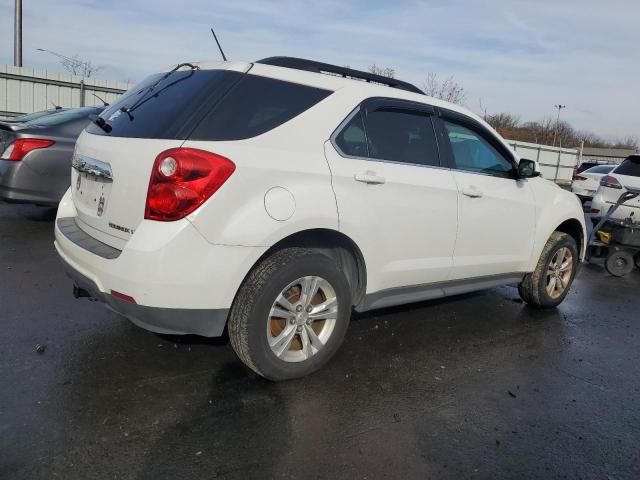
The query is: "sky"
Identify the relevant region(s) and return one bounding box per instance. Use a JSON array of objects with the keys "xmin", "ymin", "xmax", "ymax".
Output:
[{"xmin": 0, "ymin": 0, "xmax": 637, "ymax": 140}]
